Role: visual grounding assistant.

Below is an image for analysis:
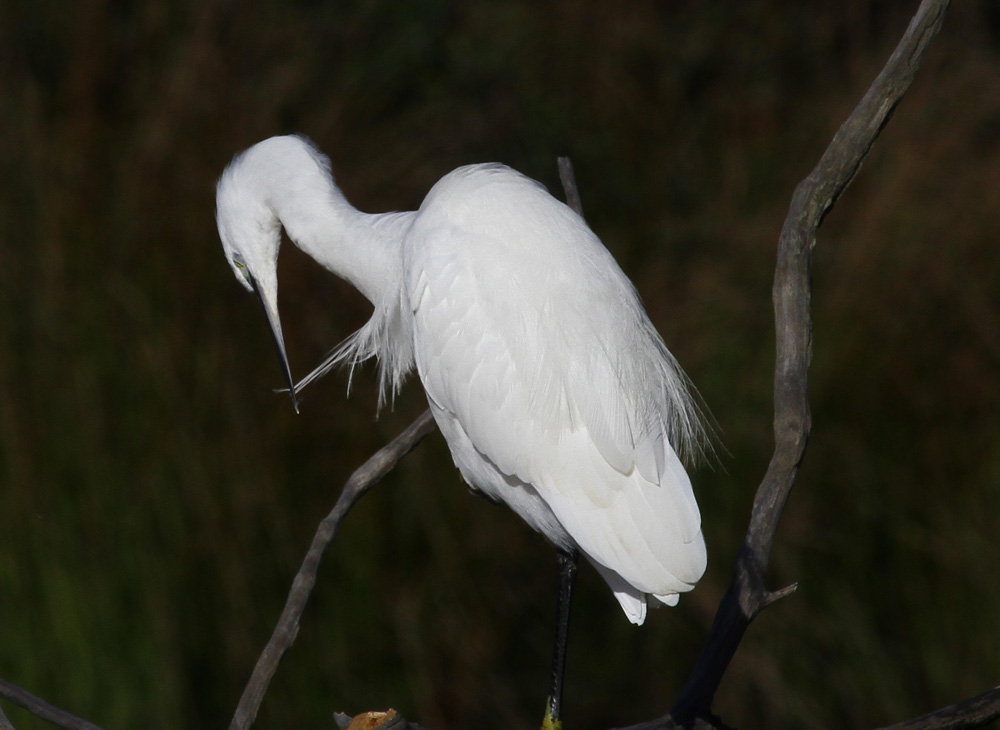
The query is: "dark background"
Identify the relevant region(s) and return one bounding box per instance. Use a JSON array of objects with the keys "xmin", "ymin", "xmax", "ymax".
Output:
[{"xmin": 1, "ymin": 1, "xmax": 998, "ymax": 729}]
